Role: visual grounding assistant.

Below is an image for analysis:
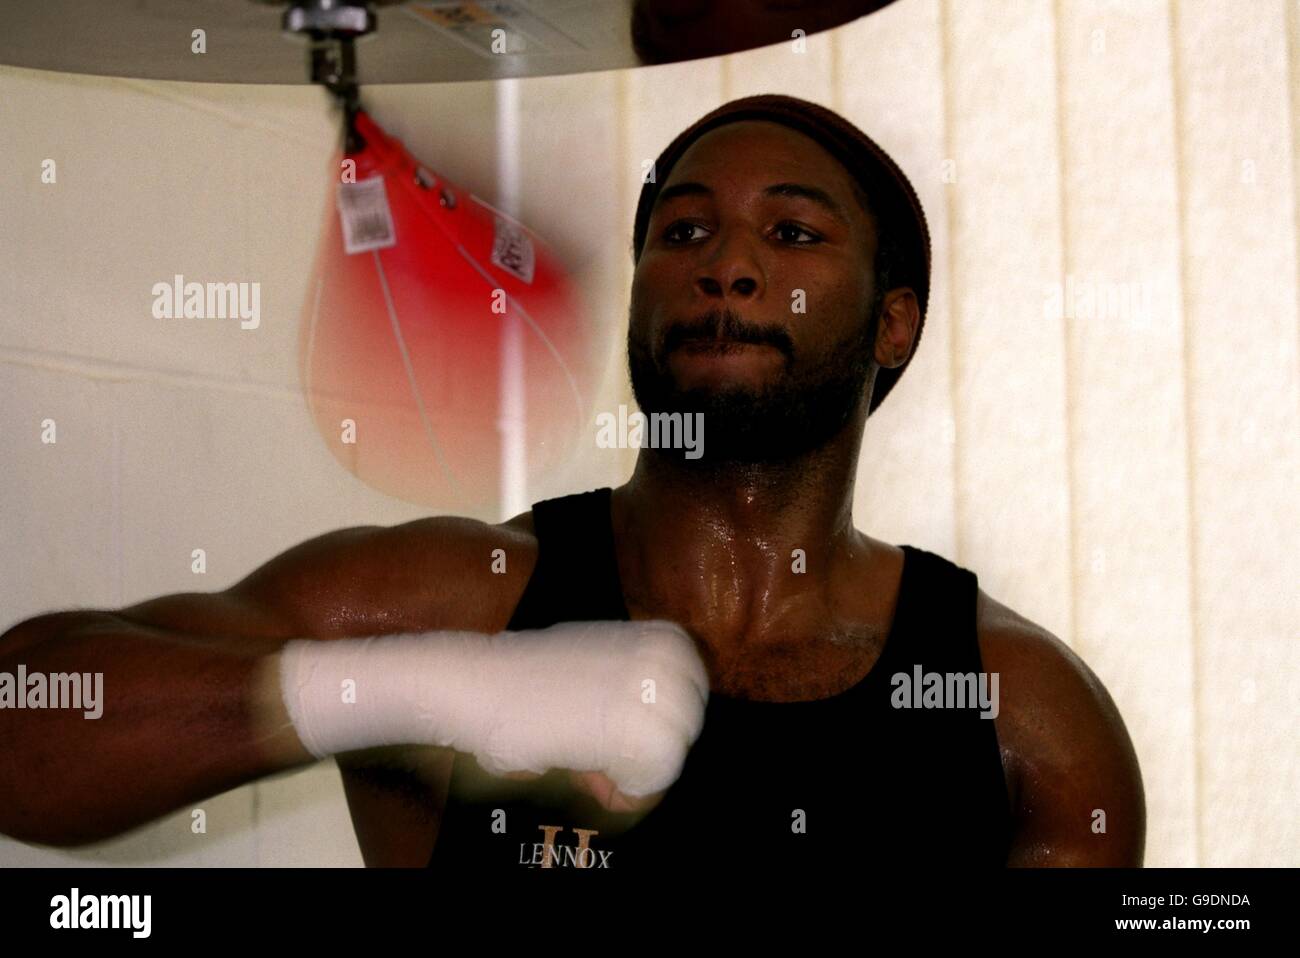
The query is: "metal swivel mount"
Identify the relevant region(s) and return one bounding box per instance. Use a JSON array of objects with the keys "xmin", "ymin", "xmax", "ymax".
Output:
[{"xmin": 279, "ymin": 0, "xmax": 381, "ymax": 151}]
